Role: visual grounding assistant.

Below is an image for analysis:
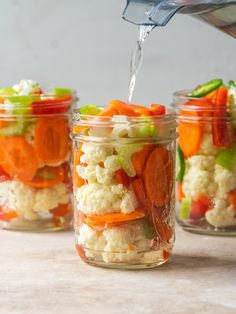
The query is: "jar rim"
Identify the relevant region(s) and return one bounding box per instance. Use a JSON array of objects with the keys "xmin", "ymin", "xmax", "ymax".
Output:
[
  {"xmin": 0, "ymin": 87, "xmax": 78, "ymax": 105},
  {"xmin": 0, "ymin": 88, "xmax": 78, "ymax": 116},
  {"xmin": 72, "ymin": 107, "xmax": 176, "ymax": 126},
  {"xmin": 171, "ymin": 89, "xmax": 236, "ymax": 122}
]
